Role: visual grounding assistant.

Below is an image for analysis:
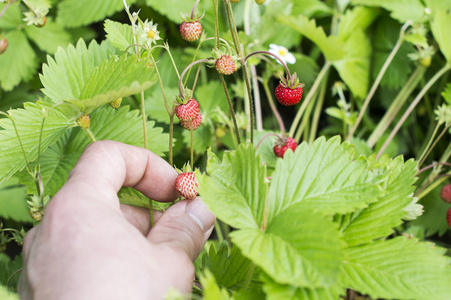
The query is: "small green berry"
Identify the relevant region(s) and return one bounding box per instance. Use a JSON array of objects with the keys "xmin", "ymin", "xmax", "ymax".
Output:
[
  {"xmin": 109, "ymin": 98, "xmax": 122, "ymax": 109},
  {"xmin": 76, "ymin": 114, "xmax": 91, "ymax": 129},
  {"xmin": 255, "ymin": 0, "xmax": 265, "ymax": 4}
]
